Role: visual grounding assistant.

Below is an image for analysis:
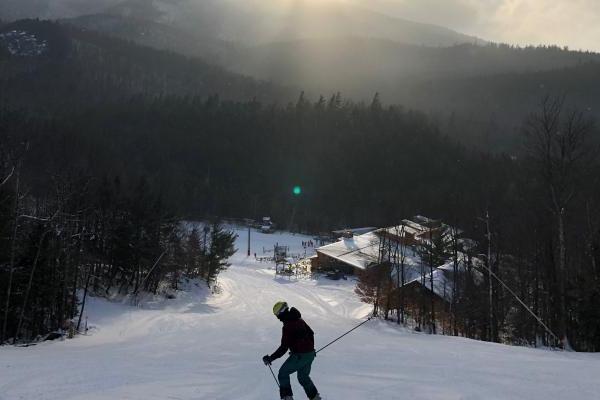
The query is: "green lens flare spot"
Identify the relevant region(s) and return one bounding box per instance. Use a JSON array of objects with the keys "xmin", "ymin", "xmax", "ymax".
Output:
[{"xmin": 293, "ymin": 186, "xmax": 302, "ymax": 196}]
